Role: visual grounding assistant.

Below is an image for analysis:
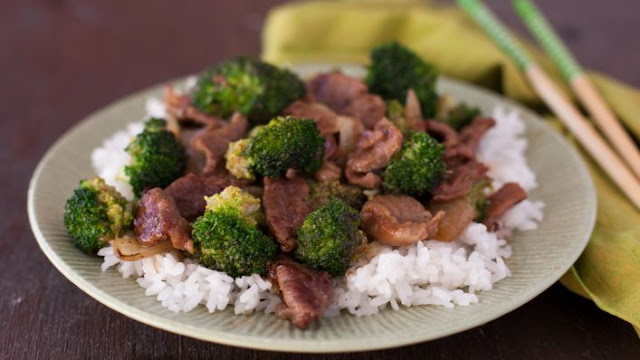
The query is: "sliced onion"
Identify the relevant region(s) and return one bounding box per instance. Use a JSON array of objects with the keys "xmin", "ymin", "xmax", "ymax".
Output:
[
  {"xmin": 113, "ymin": 234, "xmax": 175, "ymax": 261},
  {"xmin": 405, "ymin": 88, "xmax": 423, "ymax": 131},
  {"xmin": 164, "ymin": 86, "xmax": 182, "ymax": 136},
  {"xmin": 427, "ymin": 197, "xmax": 475, "ymax": 242},
  {"xmin": 166, "ymin": 116, "xmax": 181, "ymax": 136},
  {"xmin": 336, "ymin": 115, "xmax": 364, "ymax": 158}
]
